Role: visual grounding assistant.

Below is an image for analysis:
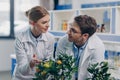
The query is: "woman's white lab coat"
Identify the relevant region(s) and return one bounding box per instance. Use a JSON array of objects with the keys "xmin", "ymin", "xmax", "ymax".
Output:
[{"xmin": 12, "ymin": 29, "xmax": 55, "ymax": 80}]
